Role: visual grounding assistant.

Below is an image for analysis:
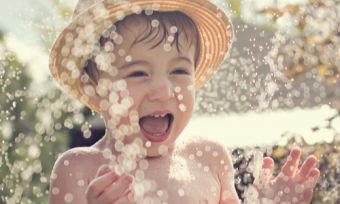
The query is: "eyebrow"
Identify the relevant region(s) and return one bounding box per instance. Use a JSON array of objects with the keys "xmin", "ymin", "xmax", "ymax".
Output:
[
  {"xmin": 170, "ymin": 56, "xmax": 193, "ymax": 65},
  {"xmin": 118, "ymin": 56, "xmax": 193, "ymax": 70},
  {"xmin": 119, "ymin": 60, "xmax": 150, "ymax": 70}
]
